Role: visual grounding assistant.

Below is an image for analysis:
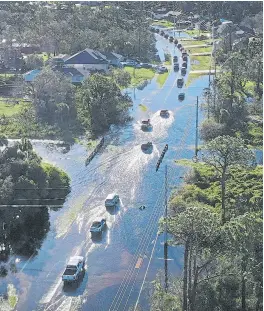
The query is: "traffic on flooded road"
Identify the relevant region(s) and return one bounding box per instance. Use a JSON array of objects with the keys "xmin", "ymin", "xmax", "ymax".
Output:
[{"xmin": 1, "ymin": 31, "xmax": 209, "ymax": 311}]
